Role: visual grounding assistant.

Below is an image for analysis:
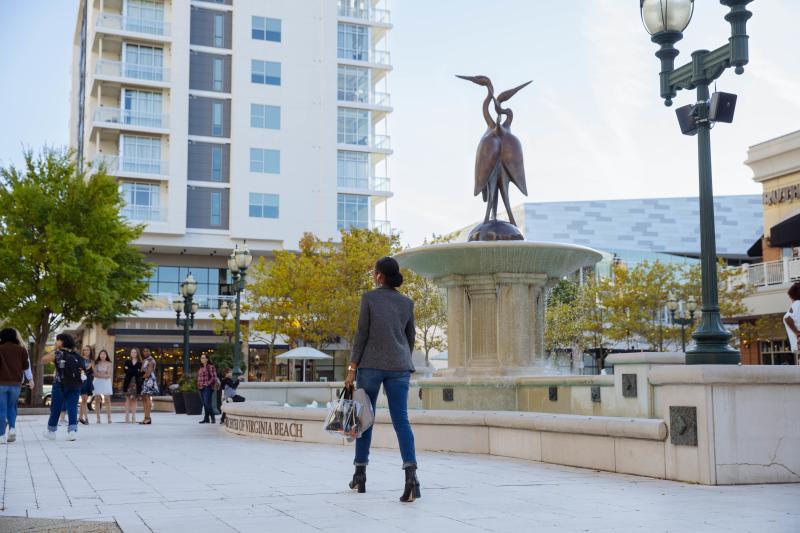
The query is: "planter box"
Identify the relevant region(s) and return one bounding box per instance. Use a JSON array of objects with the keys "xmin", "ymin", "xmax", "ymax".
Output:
[
  {"xmin": 172, "ymin": 392, "xmax": 186, "ymax": 414},
  {"xmin": 183, "ymin": 391, "xmax": 202, "ymax": 415}
]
